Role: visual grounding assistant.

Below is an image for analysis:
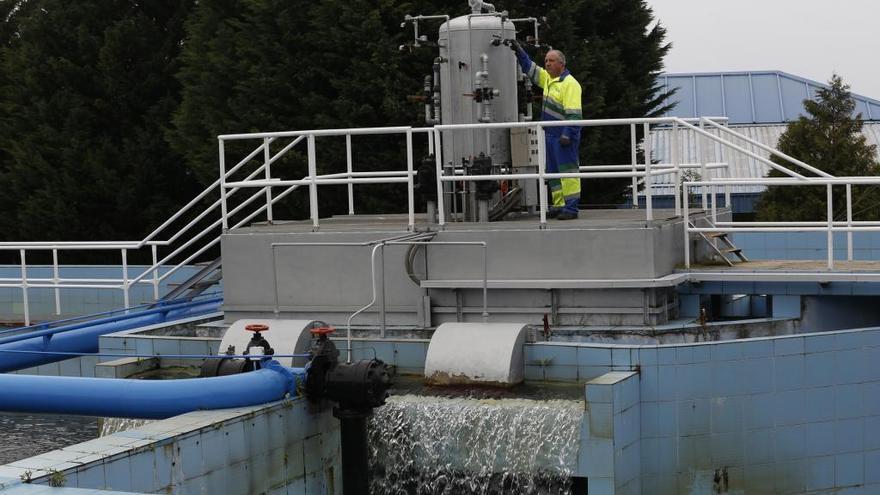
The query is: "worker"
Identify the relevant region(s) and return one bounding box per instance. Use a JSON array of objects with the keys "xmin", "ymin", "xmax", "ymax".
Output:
[{"xmin": 512, "ymin": 42, "xmax": 583, "ymax": 219}]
